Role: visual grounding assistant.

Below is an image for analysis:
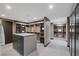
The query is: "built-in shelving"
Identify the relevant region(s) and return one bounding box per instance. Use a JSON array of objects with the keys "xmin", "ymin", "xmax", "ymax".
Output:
[
  {"xmin": 13, "ymin": 17, "xmax": 50, "ymax": 47},
  {"xmin": 40, "ymin": 23, "xmax": 44, "ymax": 43},
  {"xmin": 16, "ymin": 24, "xmax": 26, "ymax": 33},
  {"xmin": 54, "ymin": 24, "xmax": 66, "ymax": 37}
]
